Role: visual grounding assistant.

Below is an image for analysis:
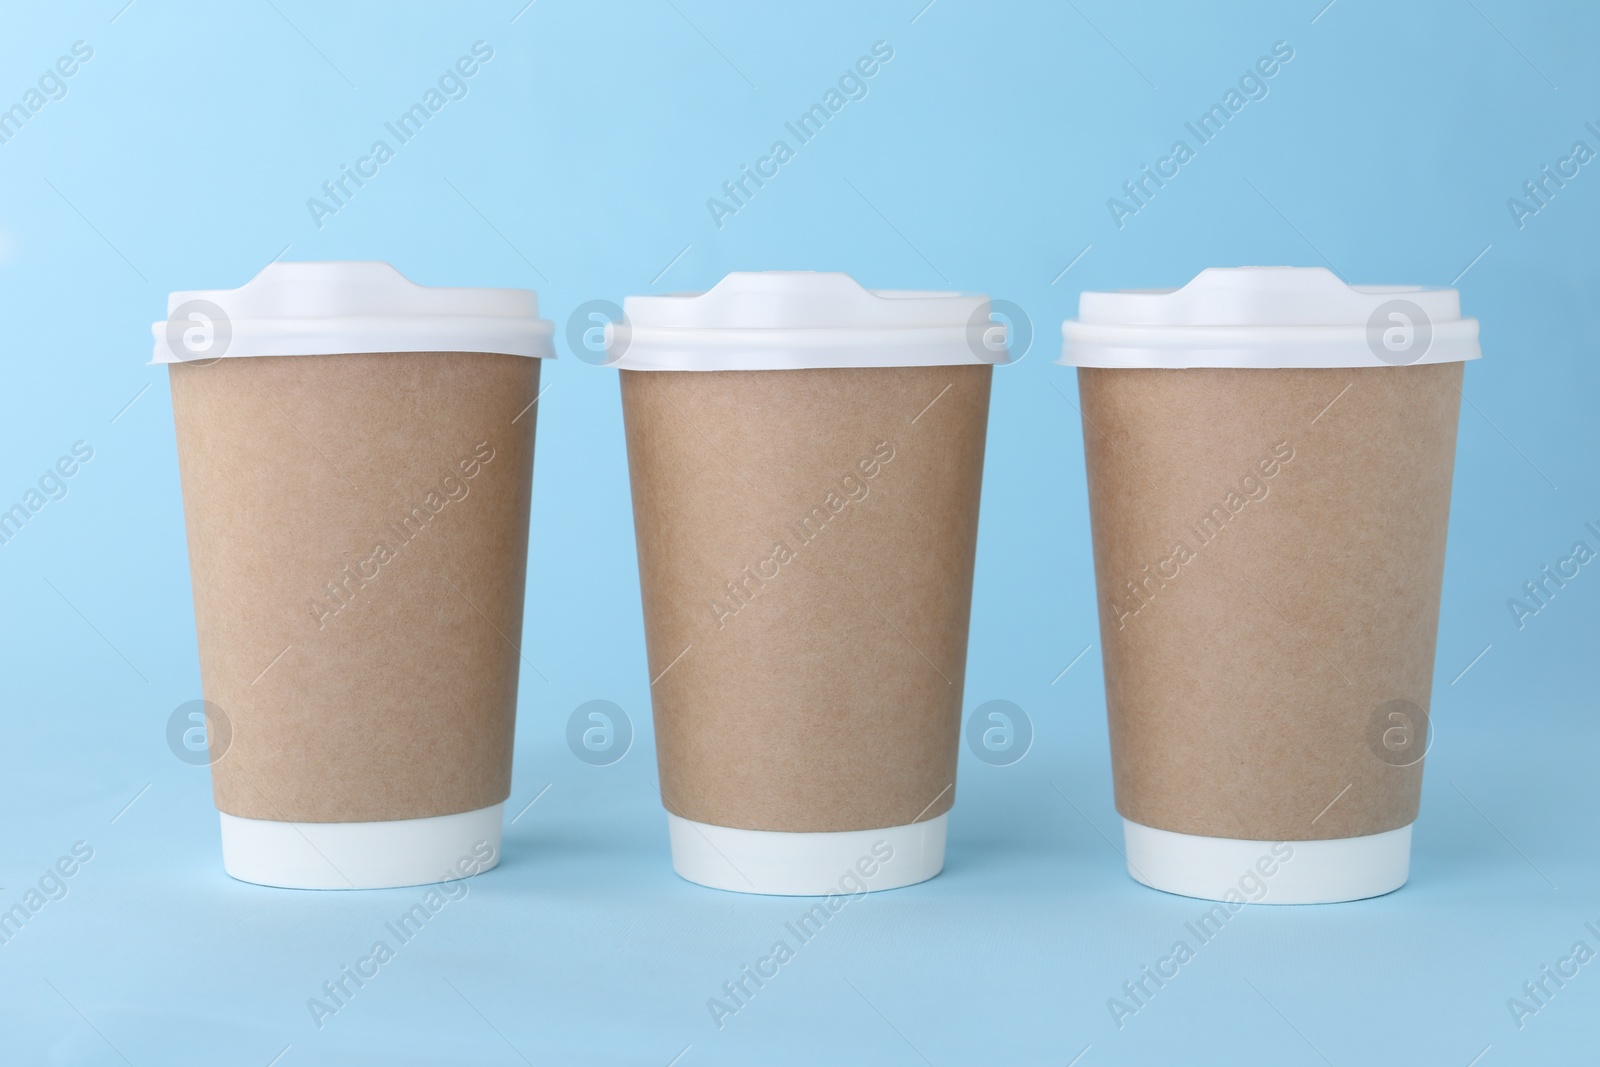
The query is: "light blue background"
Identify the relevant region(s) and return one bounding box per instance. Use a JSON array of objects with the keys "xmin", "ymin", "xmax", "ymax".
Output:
[{"xmin": 2, "ymin": 1, "xmax": 1597, "ymax": 1063}]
